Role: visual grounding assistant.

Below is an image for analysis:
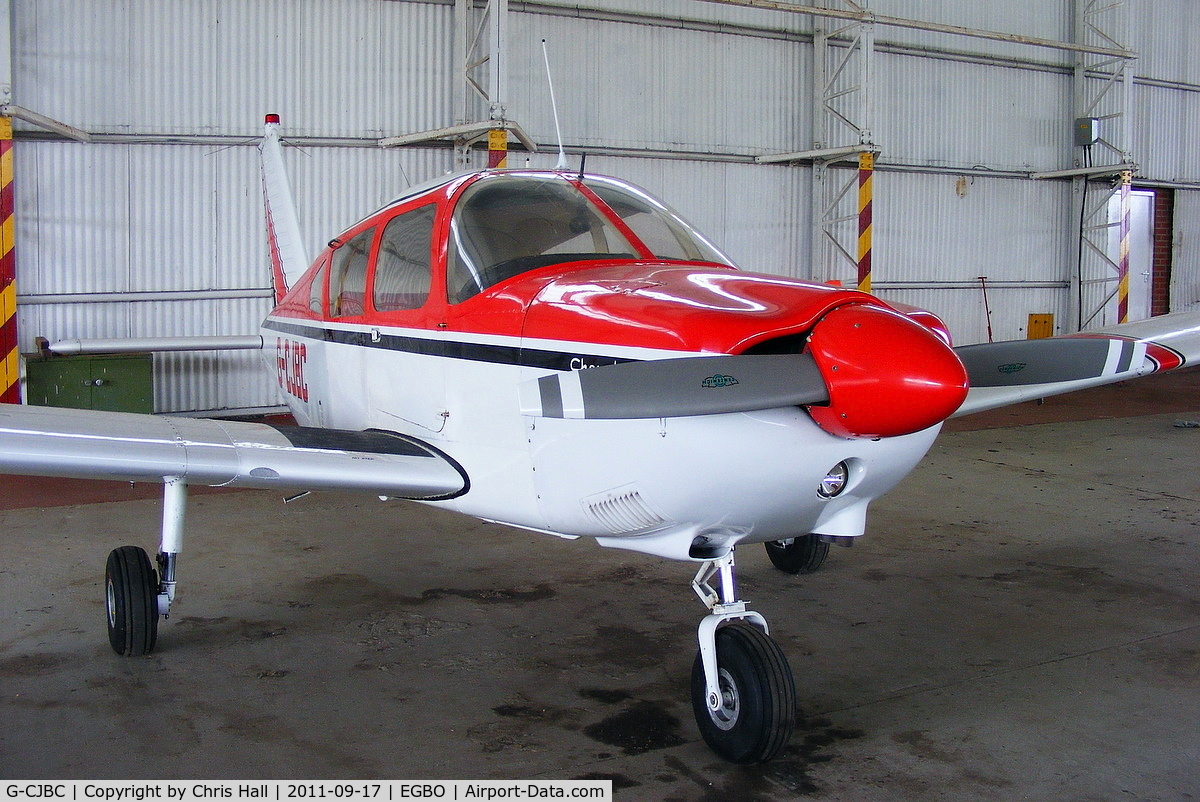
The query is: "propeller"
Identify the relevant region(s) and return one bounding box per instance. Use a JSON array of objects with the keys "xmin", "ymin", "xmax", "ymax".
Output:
[
  {"xmin": 519, "ymin": 302, "xmax": 970, "ymax": 438},
  {"xmin": 518, "ymin": 353, "xmax": 829, "ymax": 420}
]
